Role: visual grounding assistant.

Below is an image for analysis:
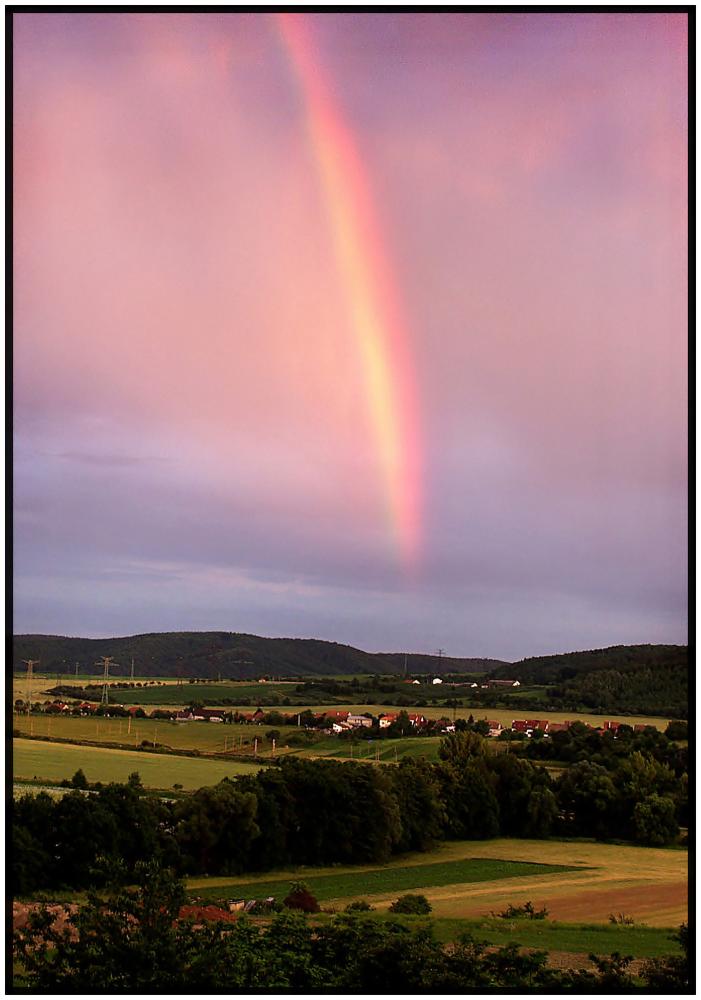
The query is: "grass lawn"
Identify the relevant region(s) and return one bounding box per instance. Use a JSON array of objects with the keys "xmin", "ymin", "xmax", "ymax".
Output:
[{"xmin": 13, "ymin": 738, "xmax": 262, "ymax": 790}]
